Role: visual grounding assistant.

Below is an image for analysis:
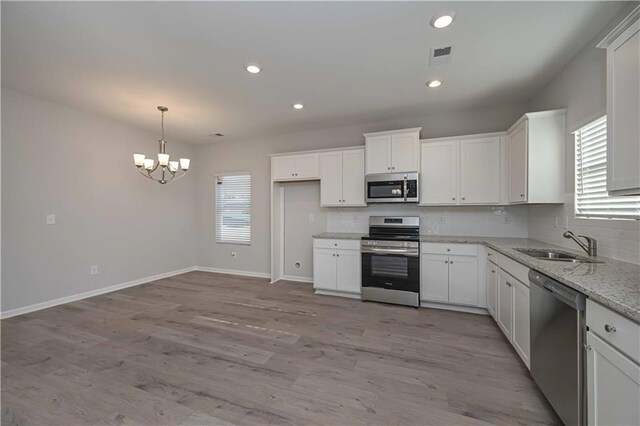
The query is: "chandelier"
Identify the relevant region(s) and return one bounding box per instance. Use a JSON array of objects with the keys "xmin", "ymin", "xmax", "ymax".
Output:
[{"xmin": 133, "ymin": 106, "xmax": 190, "ymax": 184}]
